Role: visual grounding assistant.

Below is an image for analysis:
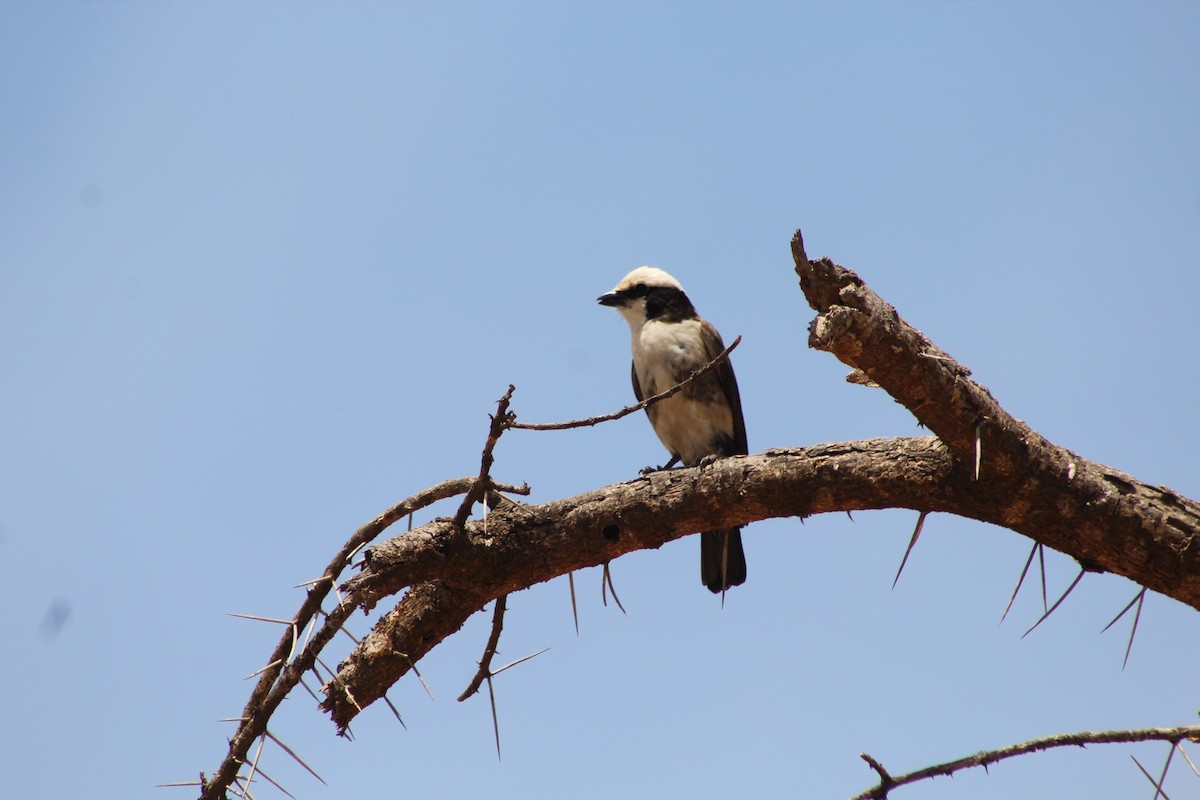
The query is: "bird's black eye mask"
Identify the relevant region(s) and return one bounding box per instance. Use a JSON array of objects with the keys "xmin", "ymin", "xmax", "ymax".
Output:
[
  {"xmin": 643, "ymin": 285, "xmax": 694, "ymax": 321},
  {"xmin": 624, "ymin": 283, "xmax": 649, "ymax": 299}
]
